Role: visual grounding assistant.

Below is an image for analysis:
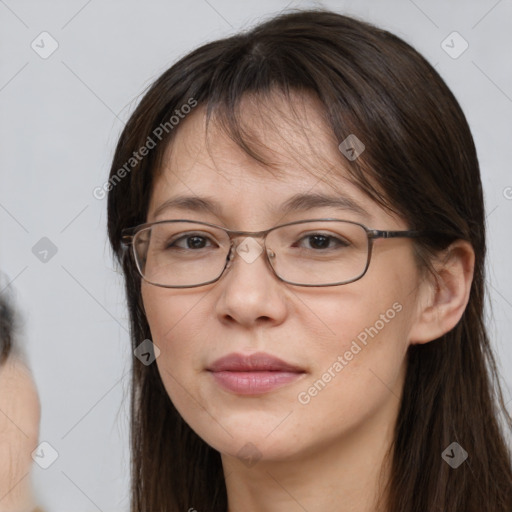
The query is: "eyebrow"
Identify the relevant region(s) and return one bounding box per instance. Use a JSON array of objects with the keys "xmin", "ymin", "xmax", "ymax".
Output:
[{"xmin": 152, "ymin": 192, "xmax": 369, "ymax": 219}]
